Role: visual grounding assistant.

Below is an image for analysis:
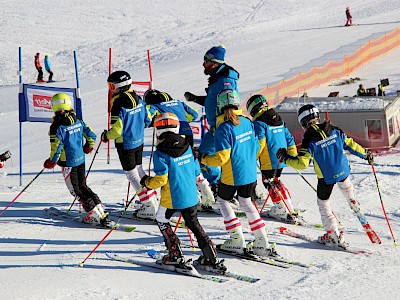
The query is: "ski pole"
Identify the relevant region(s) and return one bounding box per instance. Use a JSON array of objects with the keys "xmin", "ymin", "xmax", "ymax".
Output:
[
  {"xmin": 148, "ymin": 127, "xmax": 156, "ymax": 176},
  {"xmin": 125, "ymin": 182, "xmax": 131, "ymax": 207},
  {"xmin": 259, "ymin": 194, "xmax": 270, "ymax": 214},
  {"xmin": 78, "ymin": 186, "xmax": 143, "ymax": 267},
  {"xmin": 173, "ymin": 213, "xmax": 195, "ymax": 249},
  {"xmin": 68, "ymin": 142, "xmax": 102, "ymax": 212},
  {"xmin": 0, "ymin": 168, "xmax": 45, "ymax": 217},
  {"xmin": 370, "ymin": 162, "xmax": 397, "ymax": 246}
]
